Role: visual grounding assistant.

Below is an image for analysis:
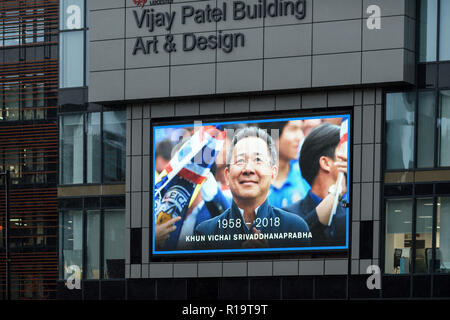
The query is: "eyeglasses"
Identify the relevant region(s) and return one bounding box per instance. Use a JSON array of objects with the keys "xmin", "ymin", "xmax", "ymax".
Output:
[{"xmin": 231, "ymin": 155, "xmax": 269, "ymax": 167}]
